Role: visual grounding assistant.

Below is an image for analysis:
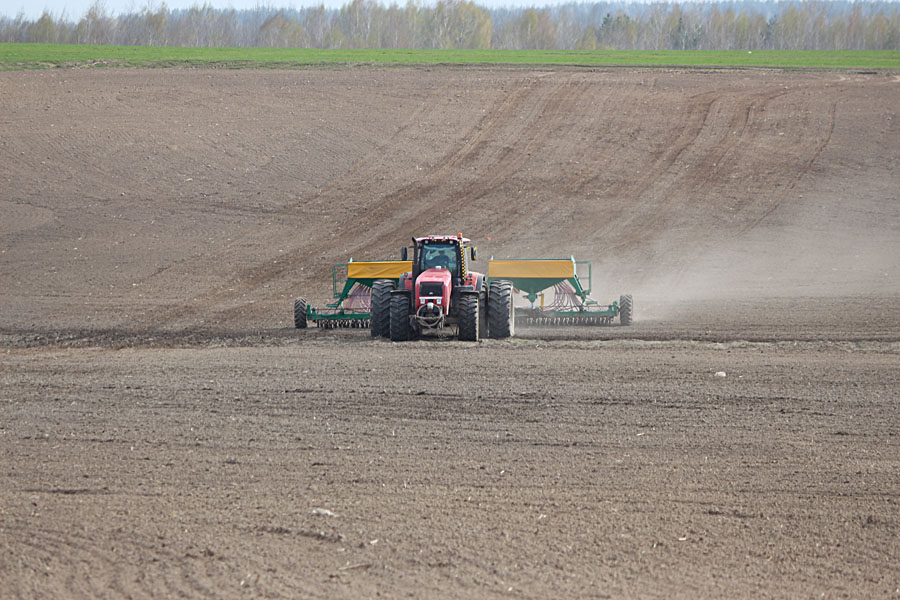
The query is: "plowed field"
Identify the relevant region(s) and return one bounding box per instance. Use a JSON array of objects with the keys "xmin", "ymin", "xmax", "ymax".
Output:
[{"xmin": 2, "ymin": 68, "xmax": 899, "ymax": 599}]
